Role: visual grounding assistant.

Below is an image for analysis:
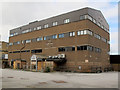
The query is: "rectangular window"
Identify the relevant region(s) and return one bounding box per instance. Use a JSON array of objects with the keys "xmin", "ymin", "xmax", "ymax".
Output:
[
  {"xmin": 58, "ymin": 46, "xmax": 75, "ymax": 52},
  {"xmin": 81, "ymin": 31, "xmax": 84, "ymax": 35},
  {"xmin": 44, "ymin": 24, "xmax": 48, "ymax": 28},
  {"xmin": 94, "ymin": 33, "xmax": 101, "ymax": 39},
  {"xmin": 69, "ymin": 32, "xmax": 75, "ymax": 37},
  {"xmin": 64, "ymin": 19, "xmax": 70, "ymax": 24},
  {"xmin": 37, "ymin": 26, "xmax": 42, "ymax": 30},
  {"xmin": 10, "ymin": 33, "xmax": 14, "ymax": 37},
  {"xmin": 26, "ymin": 39, "xmax": 31, "ymax": 43},
  {"xmin": 52, "ymin": 34, "xmax": 57, "ymax": 39},
  {"xmin": 93, "ymin": 19, "xmax": 96, "ymax": 24},
  {"xmin": 9, "ymin": 43, "xmax": 13, "ymax": 46},
  {"xmin": 31, "ymin": 49, "xmax": 42, "ymax": 53},
  {"xmin": 85, "ymin": 15, "xmax": 92, "ymax": 21},
  {"xmin": 37, "ymin": 37, "xmax": 43, "ymax": 41},
  {"xmin": 101, "ymin": 37, "xmax": 107, "ymax": 43},
  {"xmin": 14, "ymin": 32, "xmax": 18, "ymax": 36},
  {"xmin": 33, "ymin": 27, "xmax": 37, "ymax": 30},
  {"xmin": 84, "ymin": 30, "xmax": 87, "ymax": 35},
  {"xmin": 77, "ymin": 31, "xmax": 80, "ymax": 35},
  {"xmin": 44, "ymin": 36, "xmax": 46, "ymax": 40},
  {"xmin": 22, "ymin": 29, "xmax": 31, "ymax": 33},
  {"xmin": 97, "ymin": 22, "xmax": 101, "ymax": 27},
  {"xmin": 59, "ymin": 33, "xmax": 64, "ymax": 38},
  {"xmin": 80, "ymin": 15, "xmax": 85, "ymax": 20},
  {"xmin": 88, "ymin": 15, "xmax": 92, "ymax": 21},
  {"xmin": 52, "ymin": 21, "xmax": 58, "ymax": 26},
  {"xmin": 17, "ymin": 41, "xmax": 20, "ymax": 44}
]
